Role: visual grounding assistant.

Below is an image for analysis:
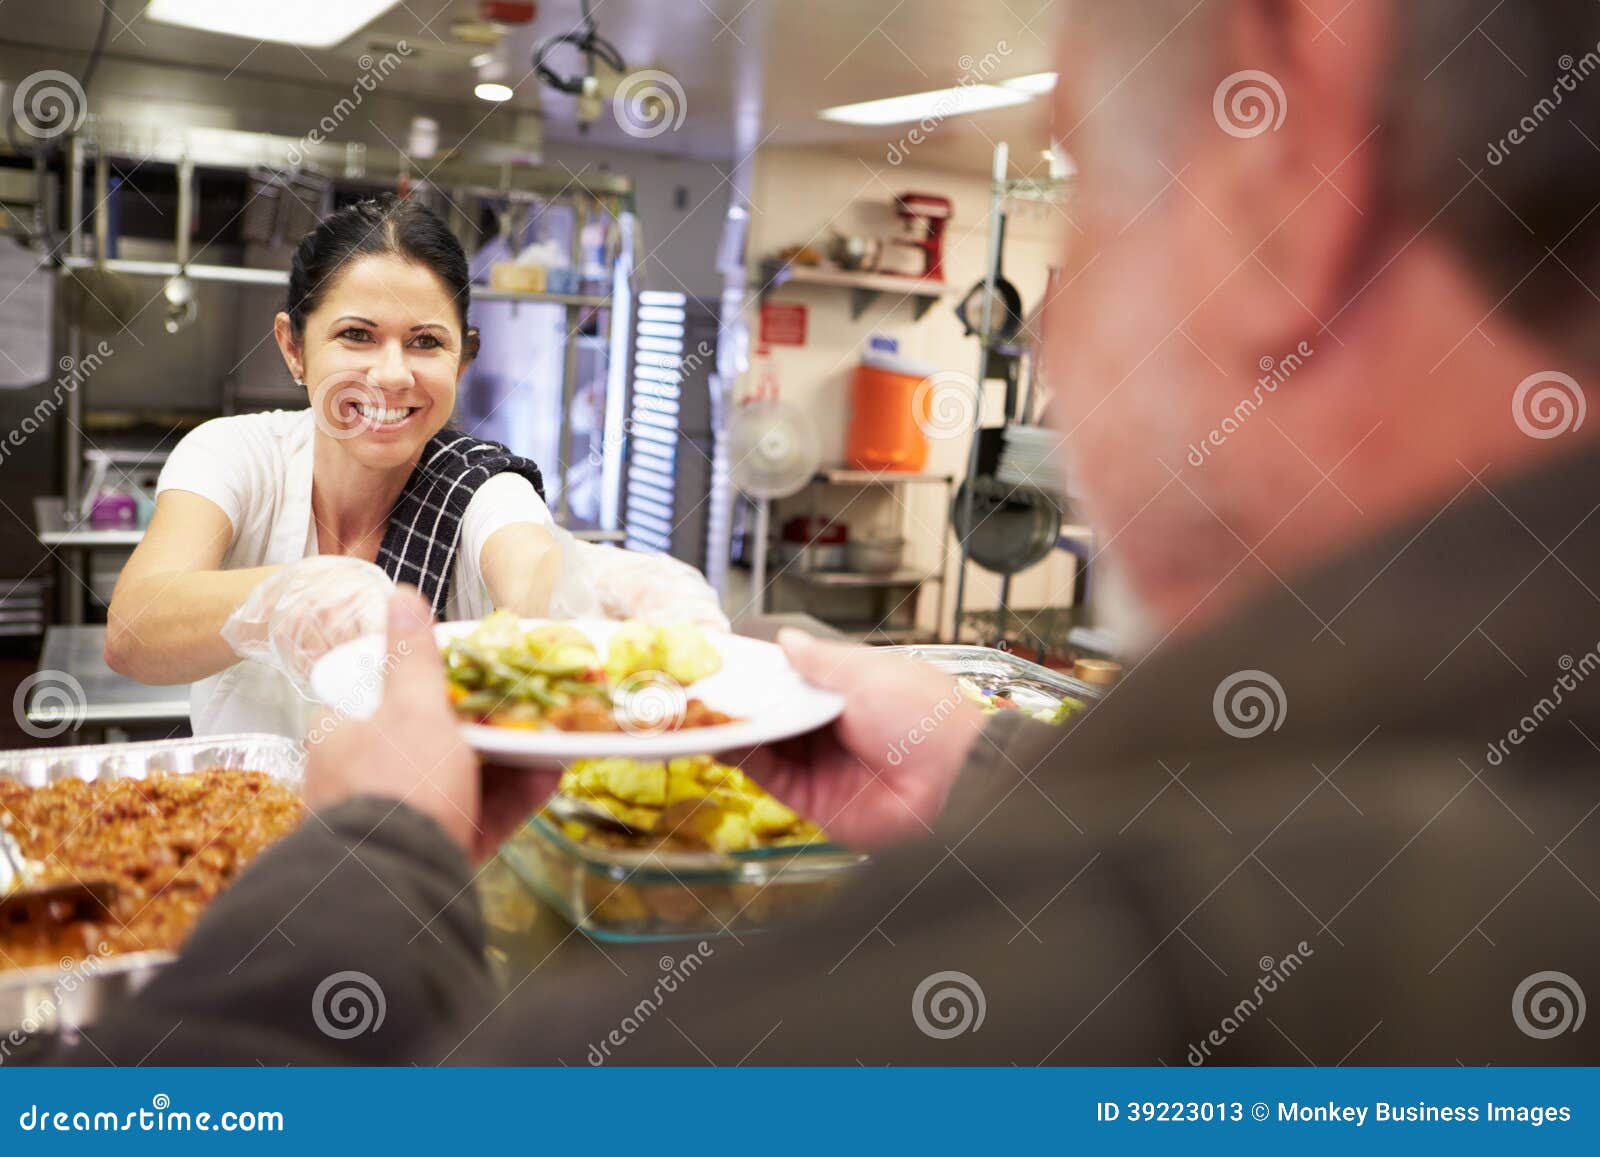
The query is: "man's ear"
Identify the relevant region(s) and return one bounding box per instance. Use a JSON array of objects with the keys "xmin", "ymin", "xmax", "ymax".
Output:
[
  {"xmin": 273, "ymin": 312, "xmax": 305, "ymax": 385},
  {"xmin": 1190, "ymin": 0, "xmax": 1389, "ymax": 359}
]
